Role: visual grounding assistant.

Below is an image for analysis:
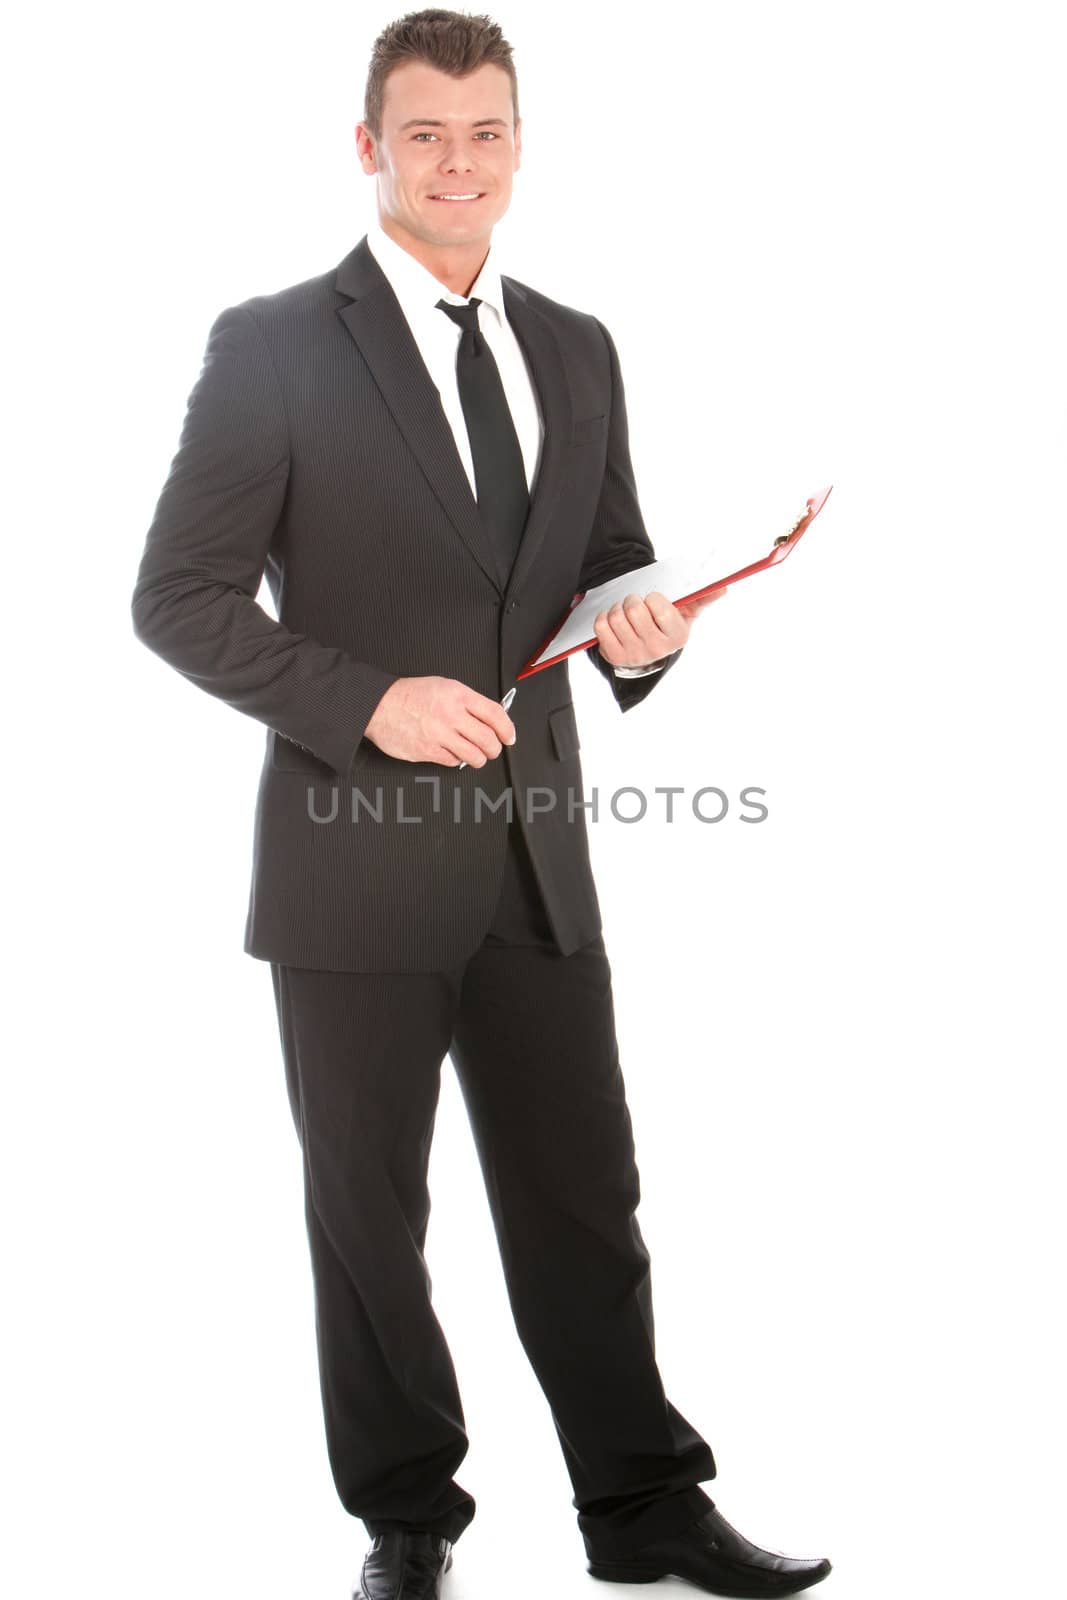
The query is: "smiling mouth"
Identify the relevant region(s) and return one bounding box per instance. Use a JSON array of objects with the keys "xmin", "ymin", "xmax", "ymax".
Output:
[{"xmin": 429, "ymin": 192, "xmax": 485, "ymax": 201}]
